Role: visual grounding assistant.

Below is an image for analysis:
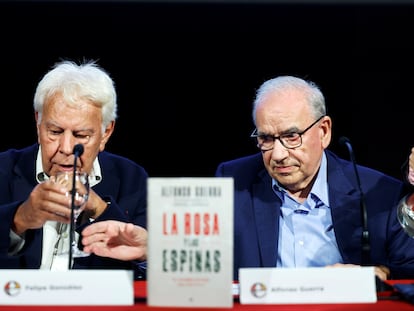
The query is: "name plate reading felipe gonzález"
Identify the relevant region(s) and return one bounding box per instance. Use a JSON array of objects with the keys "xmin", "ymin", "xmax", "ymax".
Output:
[
  {"xmin": 0, "ymin": 270, "xmax": 133, "ymax": 305},
  {"xmin": 239, "ymin": 267, "xmax": 377, "ymax": 304}
]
